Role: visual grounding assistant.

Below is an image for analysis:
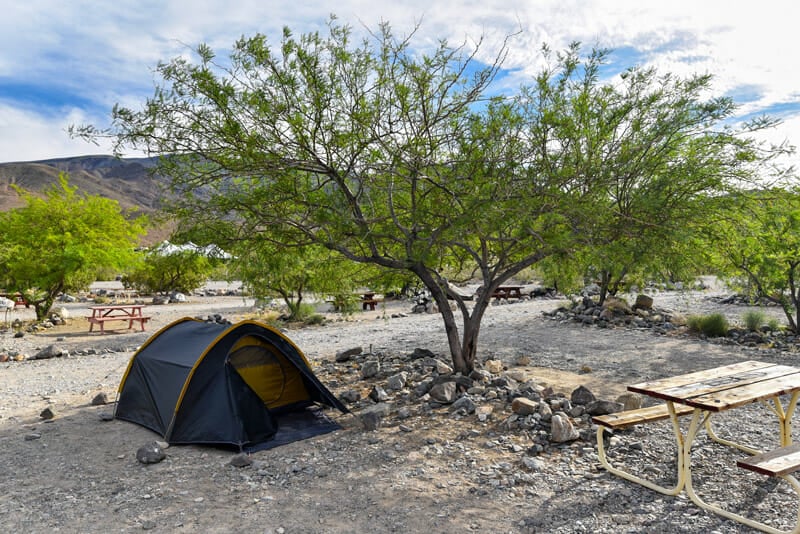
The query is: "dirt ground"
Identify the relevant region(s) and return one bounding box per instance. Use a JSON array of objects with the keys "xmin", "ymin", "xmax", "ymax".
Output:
[{"xmin": 1, "ymin": 287, "xmax": 796, "ymax": 533}]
